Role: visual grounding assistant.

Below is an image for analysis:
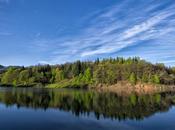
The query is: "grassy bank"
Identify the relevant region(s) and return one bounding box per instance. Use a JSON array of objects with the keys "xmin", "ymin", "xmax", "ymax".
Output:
[{"xmin": 46, "ymin": 78, "xmax": 91, "ymax": 88}]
